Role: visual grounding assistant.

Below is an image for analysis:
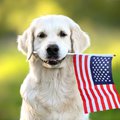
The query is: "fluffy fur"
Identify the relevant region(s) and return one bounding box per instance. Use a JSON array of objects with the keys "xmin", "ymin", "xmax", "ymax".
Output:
[{"xmin": 17, "ymin": 15, "xmax": 90, "ymax": 120}]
